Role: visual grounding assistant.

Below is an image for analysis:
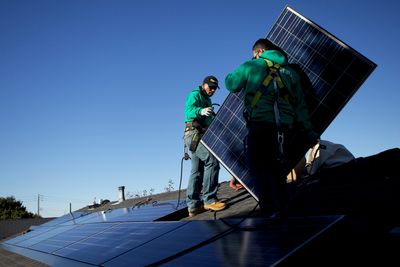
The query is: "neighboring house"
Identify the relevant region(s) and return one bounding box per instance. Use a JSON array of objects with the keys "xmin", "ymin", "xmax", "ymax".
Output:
[
  {"xmin": 0, "ymin": 218, "xmax": 54, "ymax": 241},
  {"xmin": 0, "ymin": 217, "xmax": 54, "ymax": 267}
]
